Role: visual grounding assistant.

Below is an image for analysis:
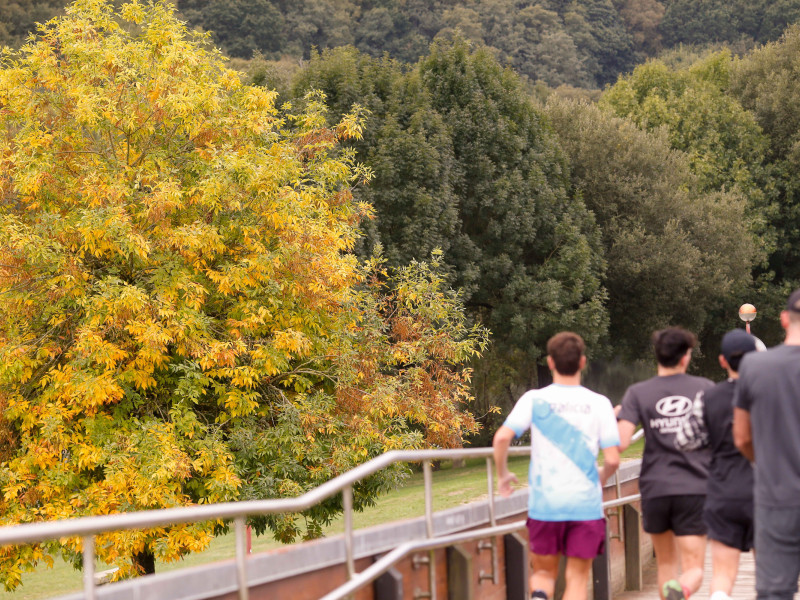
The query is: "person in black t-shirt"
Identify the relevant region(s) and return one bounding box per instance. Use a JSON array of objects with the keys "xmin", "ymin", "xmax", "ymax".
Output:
[
  {"xmin": 675, "ymin": 329, "xmax": 759, "ymax": 600},
  {"xmin": 616, "ymin": 327, "xmax": 714, "ymax": 600}
]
